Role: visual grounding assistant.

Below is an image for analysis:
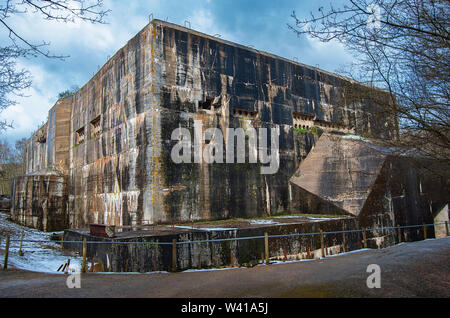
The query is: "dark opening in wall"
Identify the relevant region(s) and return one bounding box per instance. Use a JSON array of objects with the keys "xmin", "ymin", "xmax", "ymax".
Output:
[
  {"xmin": 75, "ymin": 127, "xmax": 85, "ymax": 146},
  {"xmin": 293, "ymin": 112, "xmax": 315, "ymax": 121},
  {"xmin": 36, "ymin": 135, "xmax": 46, "ymax": 143},
  {"xmin": 90, "ymin": 116, "xmax": 101, "ymax": 139},
  {"xmin": 233, "ymin": 108, "xmax": 258, "ymax": 119},
  {"xmin": 199, "ymin": 97, "xmax": 213, "ymax": 110}
]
